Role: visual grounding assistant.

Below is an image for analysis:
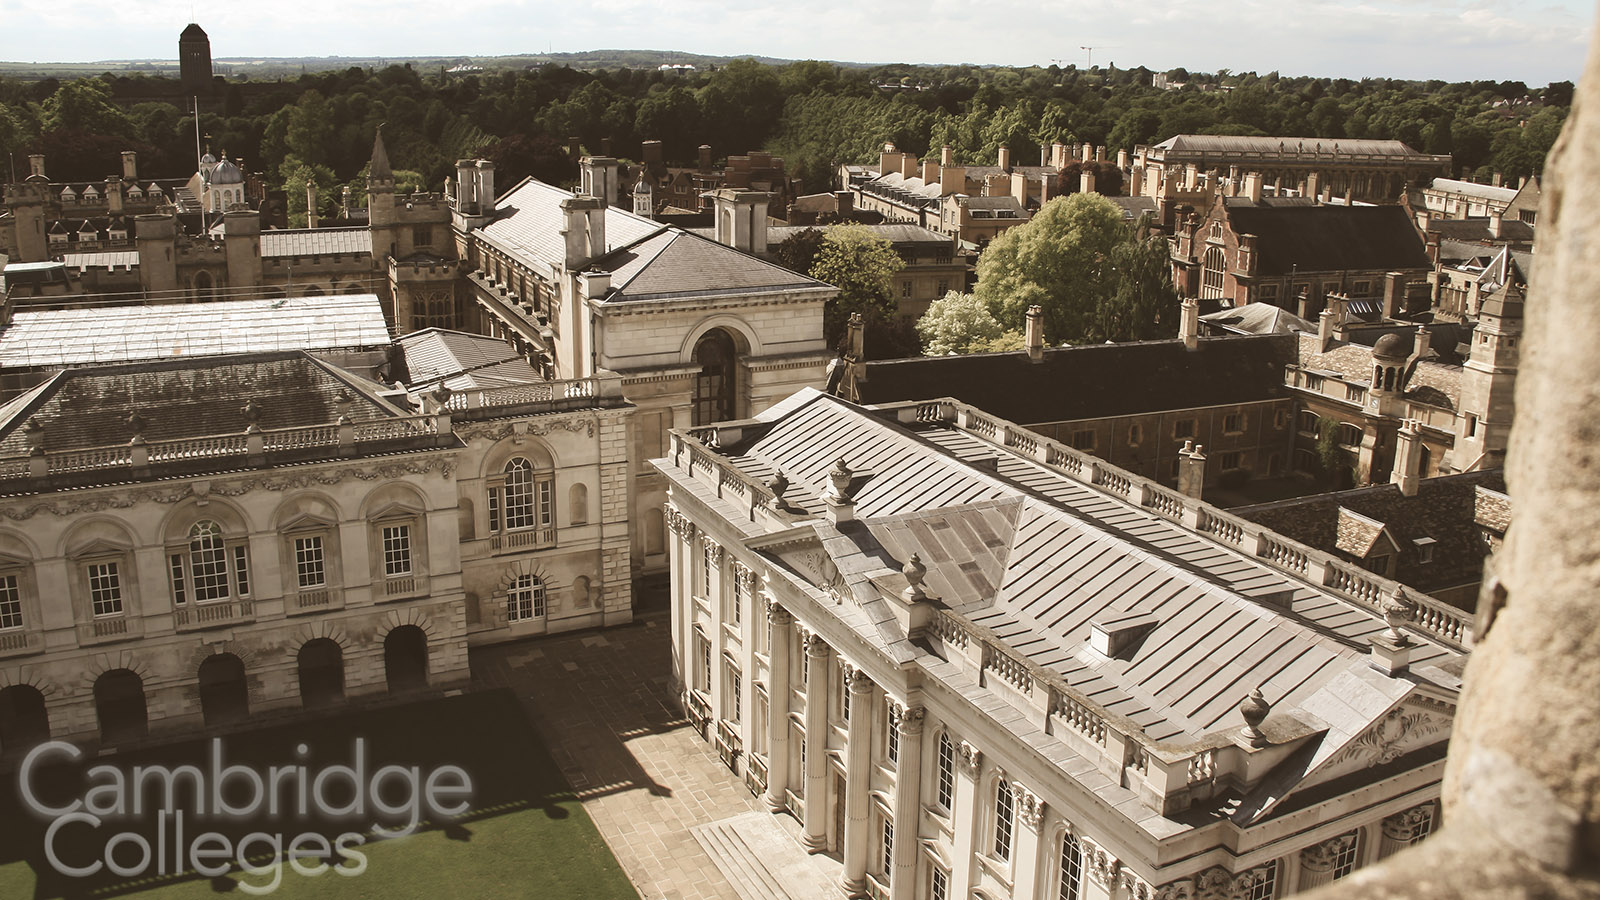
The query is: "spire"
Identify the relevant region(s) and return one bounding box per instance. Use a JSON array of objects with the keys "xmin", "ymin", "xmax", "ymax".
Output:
[{"xmin": 370, "ymin": 127, "xmax": 393, "ymax": 183}]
